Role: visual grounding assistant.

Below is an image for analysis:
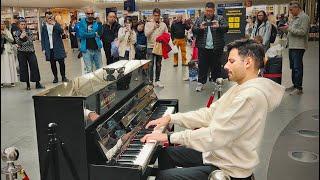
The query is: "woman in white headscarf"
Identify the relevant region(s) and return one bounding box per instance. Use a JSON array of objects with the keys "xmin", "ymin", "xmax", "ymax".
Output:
[{"xmin": 1, "ymin": 22, "xmax": 18, "ymax": 87}]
